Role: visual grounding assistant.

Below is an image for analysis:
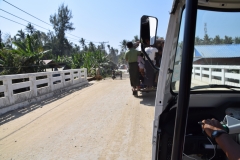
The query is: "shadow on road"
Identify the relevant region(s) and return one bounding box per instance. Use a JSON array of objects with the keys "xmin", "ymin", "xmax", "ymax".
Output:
[
  {"xmin": 0, "ymin": 83, "xmax": 93, "ymax": 126},
  {"xmin": 137, "ymin": 91, "xmax": 156, "ymax": 107}
]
